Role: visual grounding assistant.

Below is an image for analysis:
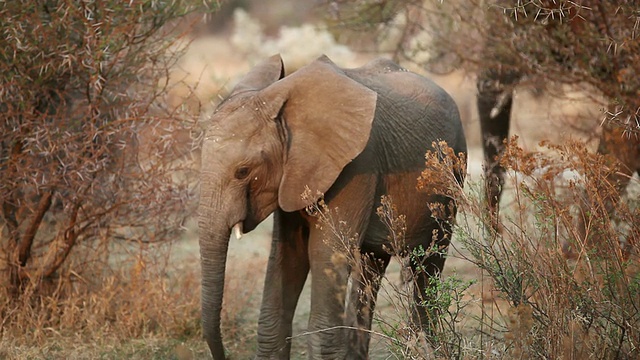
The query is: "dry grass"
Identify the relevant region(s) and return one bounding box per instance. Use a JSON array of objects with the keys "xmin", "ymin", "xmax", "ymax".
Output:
[
  {"xmin": 0, "ymin": 240, "xmax": 201, "ymax": 359},
  {"xmin": 455, "ymin": 138, "xmax": 640, "ymax": 359},
  {"xmin": 0, "ymin": 227, "xmax": 269, "ymax": 360}
]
